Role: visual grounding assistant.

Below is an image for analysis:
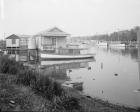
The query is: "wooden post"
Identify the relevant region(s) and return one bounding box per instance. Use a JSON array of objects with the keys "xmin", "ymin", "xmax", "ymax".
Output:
[
  {"xmin": 36, "ymin": 48, "xmax": 38, "ymax": 63},
  {"xmin": 27, "ymin": 49, "xmax": 30, "ymax": 62}
]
